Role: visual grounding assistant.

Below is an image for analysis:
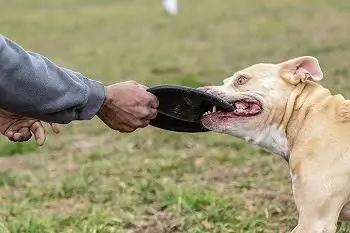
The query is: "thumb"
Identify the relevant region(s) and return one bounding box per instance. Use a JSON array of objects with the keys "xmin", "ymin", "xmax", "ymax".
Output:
[{"xmin": 49, "ymin": 123, "xmax": 61, "ymax": 134}]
